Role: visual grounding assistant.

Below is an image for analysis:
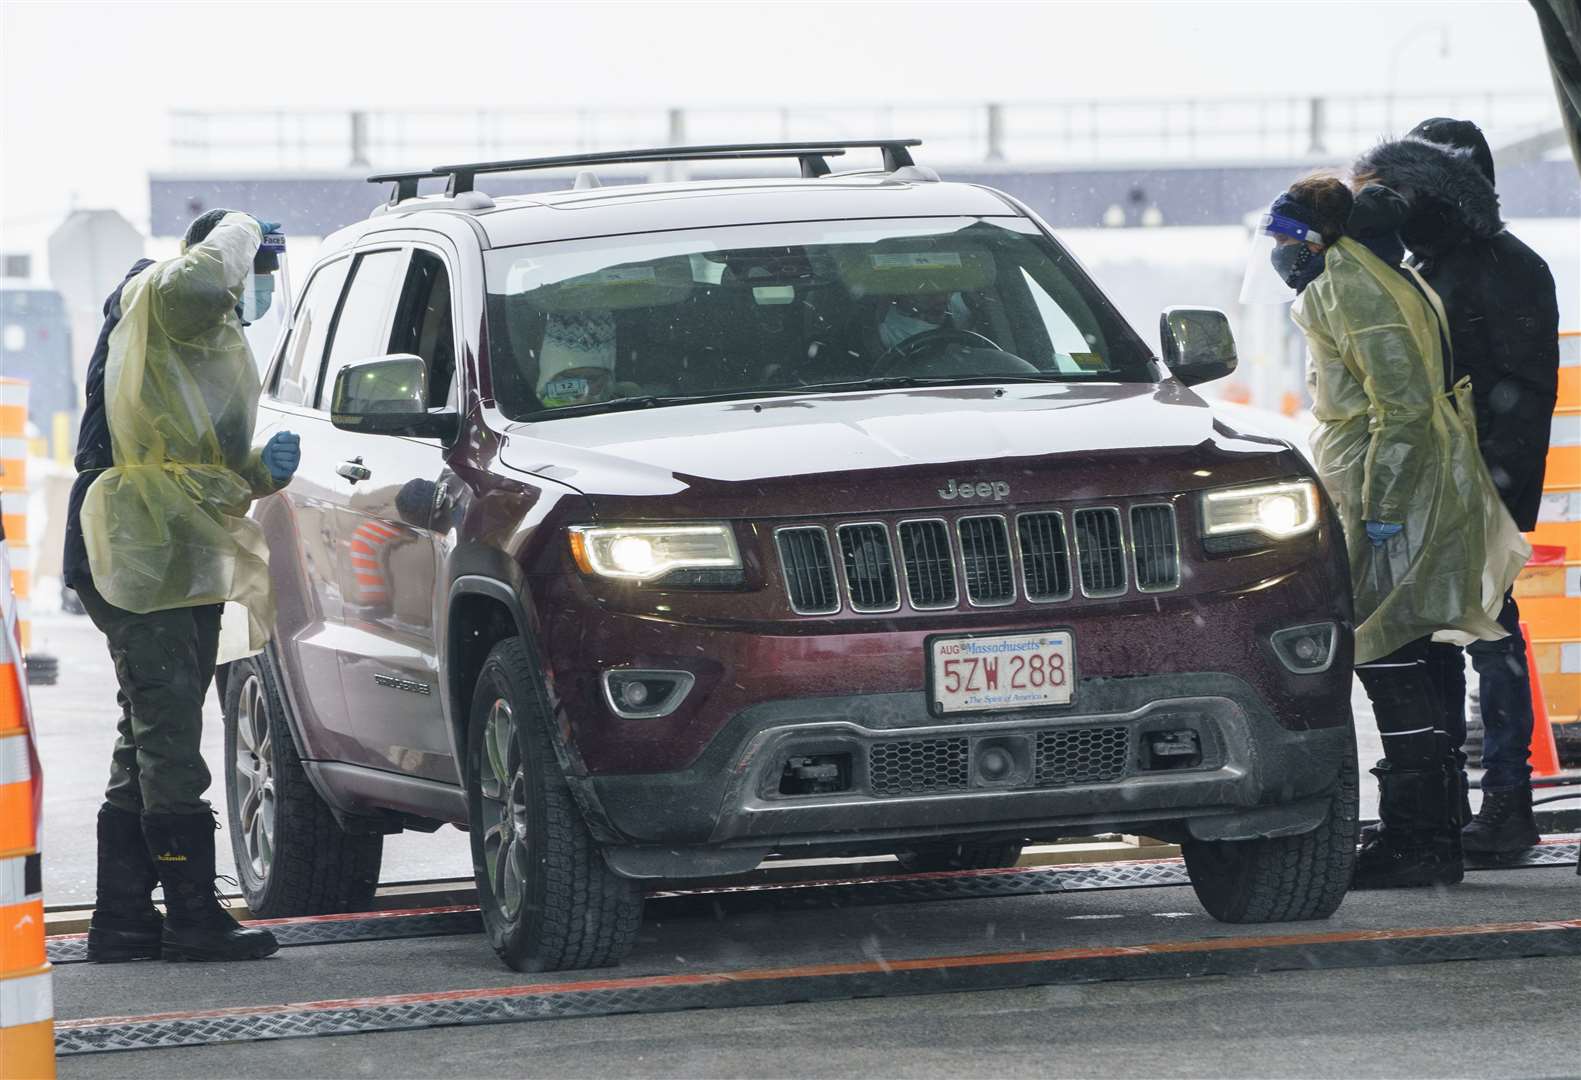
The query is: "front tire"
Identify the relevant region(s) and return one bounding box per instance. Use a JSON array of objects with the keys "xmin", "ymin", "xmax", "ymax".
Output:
[
  {"xmin": 223, "ymin": 654, "xmax": 383, "ymax": 916},
  {"xmin": 466, "ymin": 638, "xmax": 643, "ymax": 972},
  {"xmin": 1182, "ymin": 742, "xmax": 1358, "ymax": 923}
]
